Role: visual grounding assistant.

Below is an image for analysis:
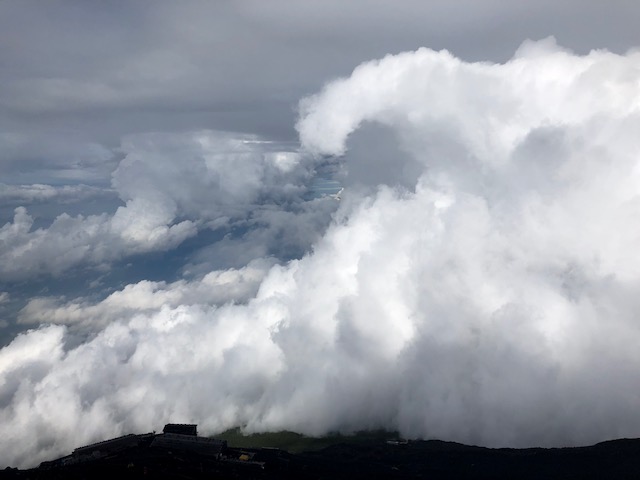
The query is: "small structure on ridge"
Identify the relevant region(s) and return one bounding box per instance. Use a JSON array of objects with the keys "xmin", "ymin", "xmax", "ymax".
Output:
[{"xmin": 162, "ymin": 424, "xmax": 197, "ymax": 436}]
